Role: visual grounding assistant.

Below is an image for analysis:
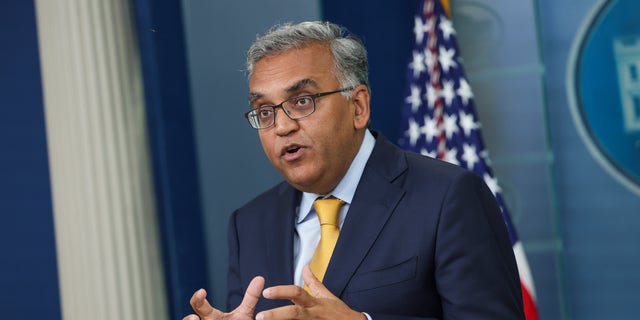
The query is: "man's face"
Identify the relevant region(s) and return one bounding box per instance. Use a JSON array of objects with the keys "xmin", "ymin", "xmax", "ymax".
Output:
[{"xmin": 248, "ymin": 43, "xmax": 370, "ymax": 194}]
